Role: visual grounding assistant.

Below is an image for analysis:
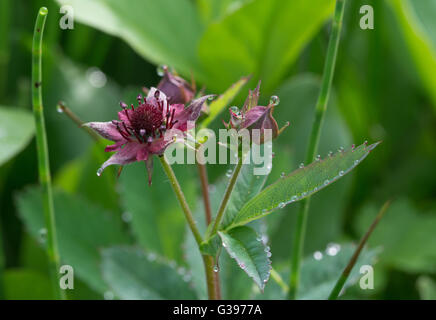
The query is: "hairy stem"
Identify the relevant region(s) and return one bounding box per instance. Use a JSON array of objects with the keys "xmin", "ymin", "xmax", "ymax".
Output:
[
  {"xmin": 208, "ymin": 157, "xmax": 243, "ymax": 237},
  {"xmin": 159, "ymin": 156, "xmax": 219, "ymax": 299},
  {"xmin": 32, "ymin": 7, "xmax": 65, "ymax": 300},
  {"xmin": 288, "ymin": 0, "xmax": 346, "ymax": 299},
  {"xmin": 328, "ymin": 200, "xmax": 391, "ymax": 300}
]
